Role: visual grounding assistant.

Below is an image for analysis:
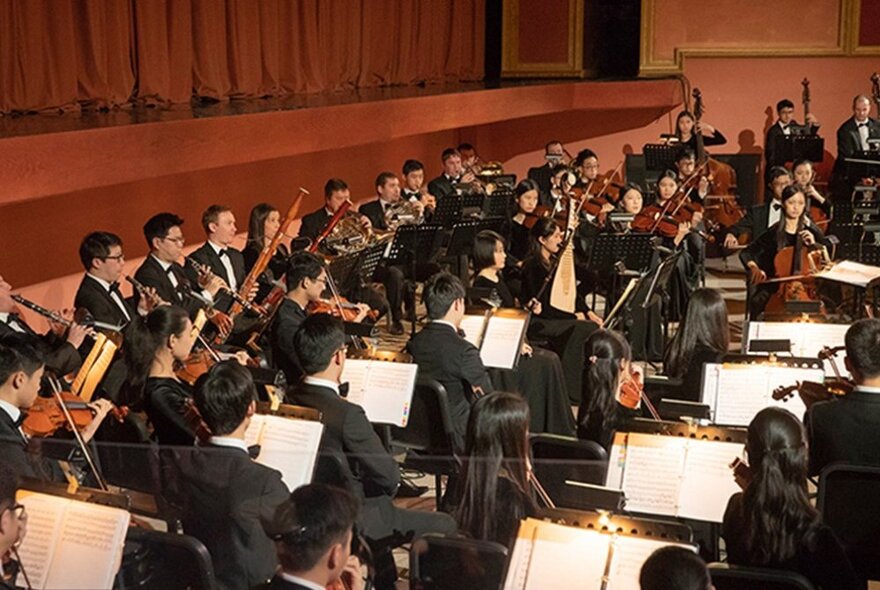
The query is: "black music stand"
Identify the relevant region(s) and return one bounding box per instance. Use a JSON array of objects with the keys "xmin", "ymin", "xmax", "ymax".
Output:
[
  {"xmin": 387, "ymin": 225, "xmax": 443, "ymax": 338},
  {"xmin": 643, "ymin": 143, "xmax": 679, "ymax": 171},
  {"xmin": 327, "ymin": 249, "xmax": 363, "ymax": 294},
  {"xmin": 770, "ymin": 134, "xmax": 824, "ymax": 164},
  {"xmin": 444, "ymin": 218, "xmax": 505, "ymax": 283},
  {"xmin": 462, "ymin": 193, "xmax": 484, "ymax": 217},
  {"xmin": 844, "ymin": 152, "xmax": 880, "ymax": 185},
  {"xmin": 589, "ymin": 233, "xmax": 656, "ymax": 274},
  {"xmin": 483, "ymin": 191, "xmax": 514, "ymax": 218},
  {"xmin": 432, "ymin": 195, "xmax": 463, "ymax": 227},
  {"xmin": 356, "ymin": 242, "xmax": 388, "ymax": 285}
]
